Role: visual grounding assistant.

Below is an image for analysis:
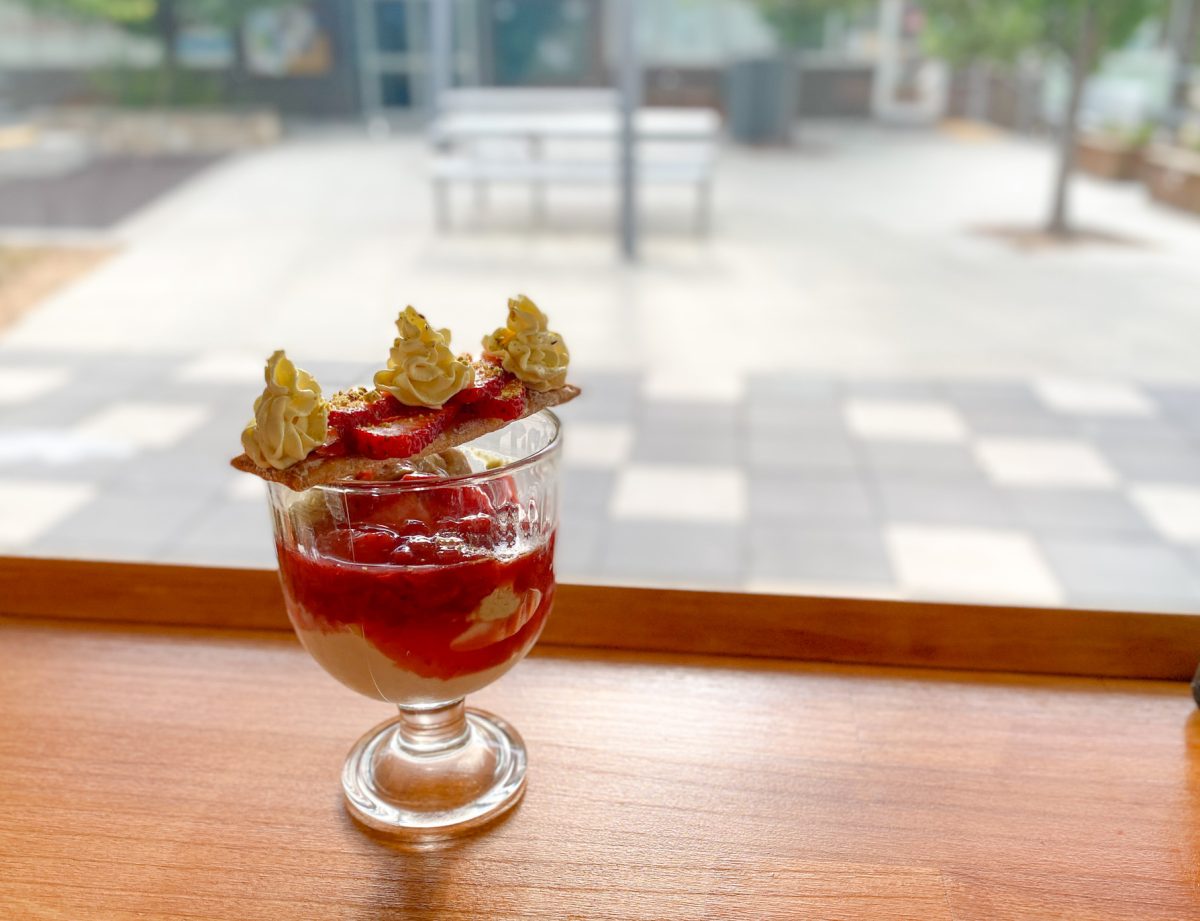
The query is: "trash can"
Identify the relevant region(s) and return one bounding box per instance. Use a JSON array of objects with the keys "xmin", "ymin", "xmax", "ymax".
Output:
[{"xmin": 725, "ymin": 55, "xmax": 797, "ymax": 145}]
